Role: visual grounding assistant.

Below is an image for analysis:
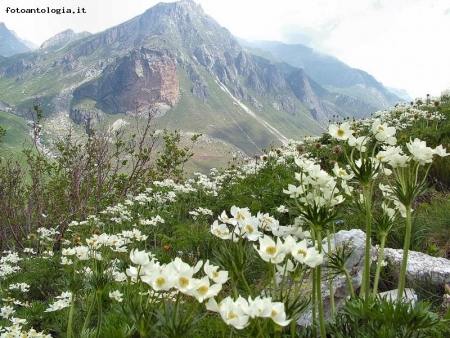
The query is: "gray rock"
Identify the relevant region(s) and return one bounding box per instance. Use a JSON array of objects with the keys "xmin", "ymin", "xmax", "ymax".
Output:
[
  {"xmin": 383, "ymin": 248, "xmax": 450, "ymax": 287},
  {"xmin": 378, "ymin": 288, "xmax": 417, "ymax": 303},
  {"xmin": 298, "ymin": 229, "xmax": 373, "ymax": 327}
]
